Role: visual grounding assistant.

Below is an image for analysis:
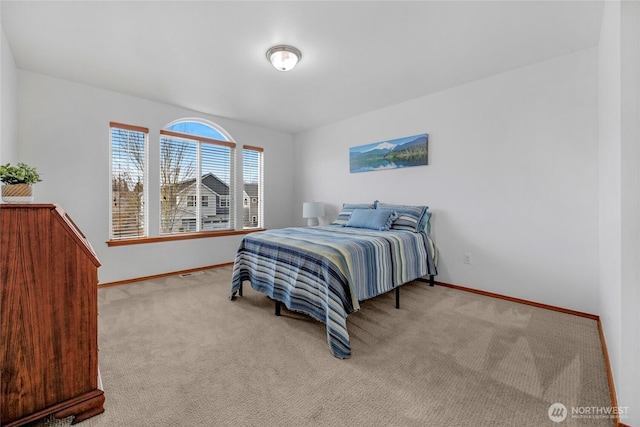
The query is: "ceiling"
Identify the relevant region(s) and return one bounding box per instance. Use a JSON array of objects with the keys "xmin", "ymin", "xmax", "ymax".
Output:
[{"xmin": 1, "ymin": 1, "xmax": 604, "ymax": 135}]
